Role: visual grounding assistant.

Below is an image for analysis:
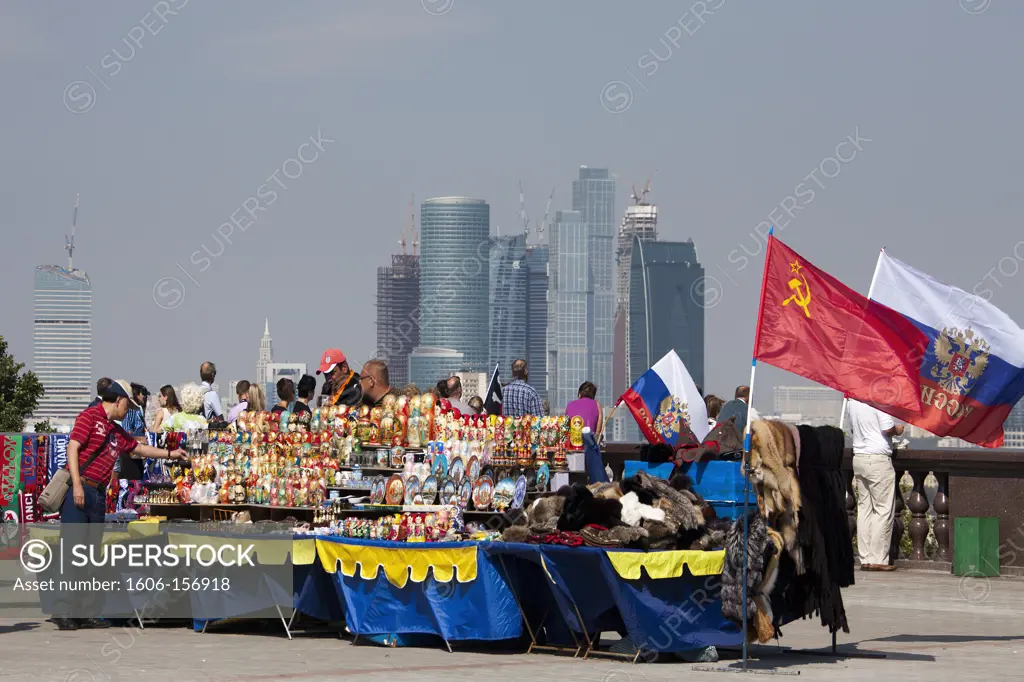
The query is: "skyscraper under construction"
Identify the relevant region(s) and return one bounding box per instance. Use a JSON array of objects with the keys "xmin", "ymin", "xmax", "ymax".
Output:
[{"xmin": 376, "ymin": 253, "xmax": 420, "ymax": 388}]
